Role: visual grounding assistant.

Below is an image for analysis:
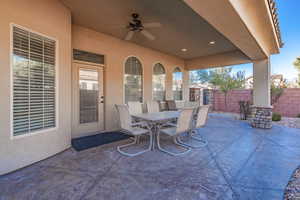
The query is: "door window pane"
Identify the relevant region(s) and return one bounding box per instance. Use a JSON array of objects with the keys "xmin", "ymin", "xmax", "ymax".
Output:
[
  {"xmin": 173, "ymin": 67, "xmax": 183, "ymax": 101},
  {"xmin": 153, "ymin": 63, "xmax": 166, "ymax": 101},
  {"xmin": 124, "ymin": 57, "xmax": 143, "ymax": 103},
  {"xmin": 79, "ymin": 68, "xmax": 99, "ymax": 123}
]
